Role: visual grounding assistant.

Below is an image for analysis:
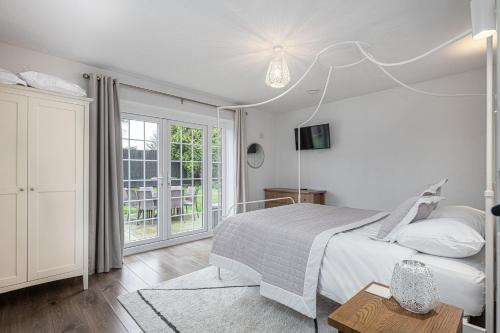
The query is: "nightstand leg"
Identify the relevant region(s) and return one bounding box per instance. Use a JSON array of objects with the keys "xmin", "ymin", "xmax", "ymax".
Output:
[{"xmin": 217, "ymin": 267, "xmax": 221, "ymax": 280}]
